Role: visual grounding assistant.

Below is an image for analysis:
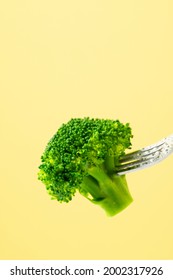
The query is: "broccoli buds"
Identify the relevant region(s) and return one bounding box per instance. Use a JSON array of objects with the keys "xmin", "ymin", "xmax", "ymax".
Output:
[{"xmin": 38, "ymin": 117, "xmax": 133, "ymax": 216}]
